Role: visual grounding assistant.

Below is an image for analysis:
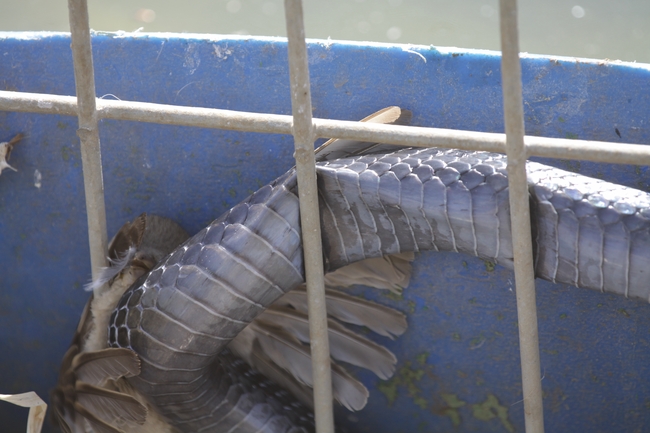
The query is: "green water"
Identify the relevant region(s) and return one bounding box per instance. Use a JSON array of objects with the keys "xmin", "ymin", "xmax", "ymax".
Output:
[{"xmin": 2, "ymin": 0, "xmax": 649, "ymax": 63}]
